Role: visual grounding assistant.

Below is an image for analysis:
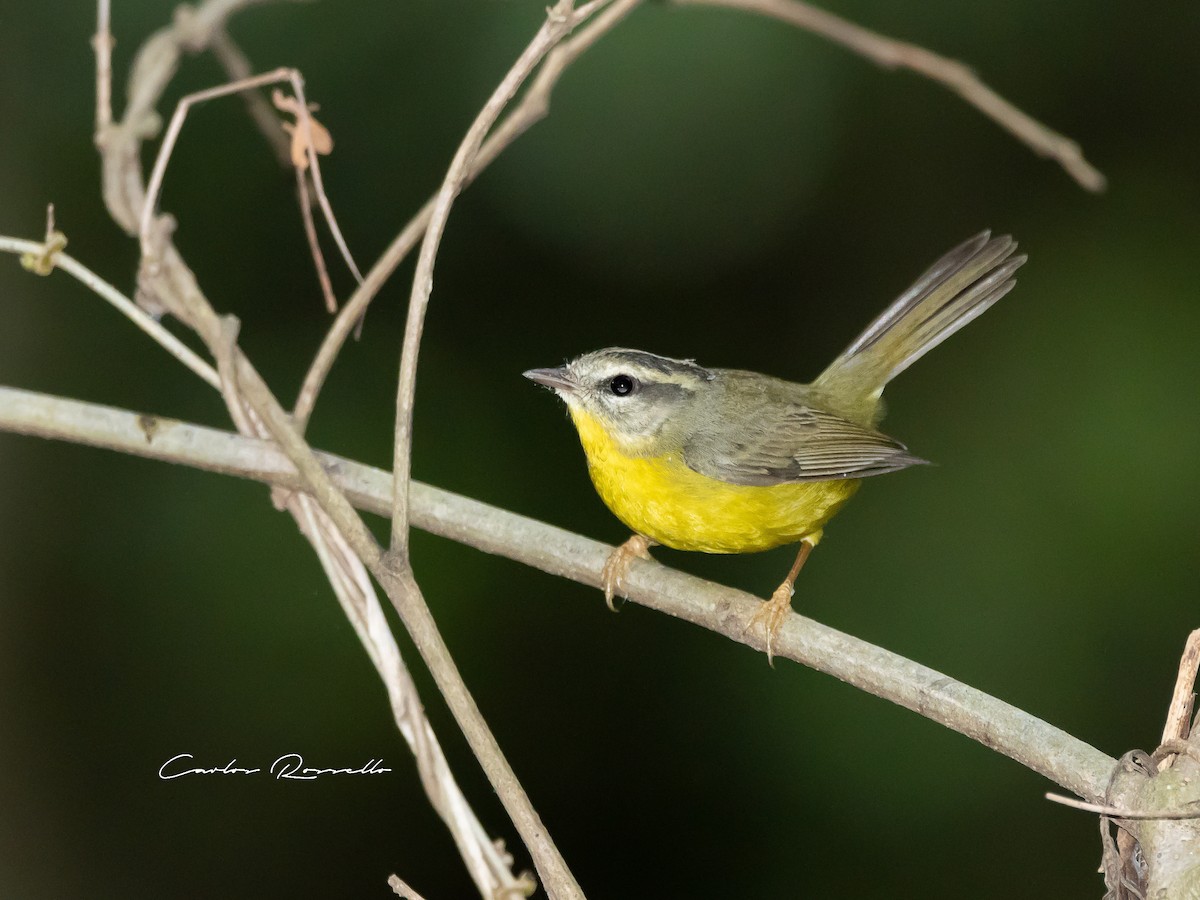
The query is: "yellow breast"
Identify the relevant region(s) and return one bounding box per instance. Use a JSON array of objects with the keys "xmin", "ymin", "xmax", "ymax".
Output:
[{"xmin": 569, "ymin": 410, "xmax": 860, "ymax": 554}]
